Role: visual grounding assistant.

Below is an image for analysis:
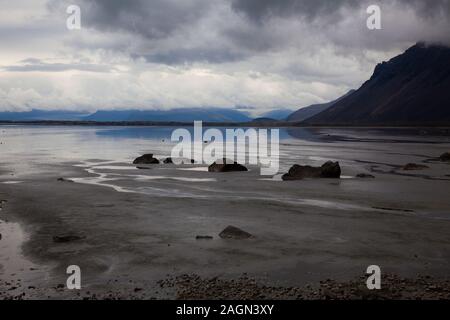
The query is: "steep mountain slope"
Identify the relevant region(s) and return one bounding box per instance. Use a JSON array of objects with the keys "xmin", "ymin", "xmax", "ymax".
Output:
[
  {"xmin": 261, "ymin": 109, "xmax": 294, "ymax": 120},
  {"xmin": 287, "ymin": 90, "xmax": 355, "ymax": 122},
  {"xmin": 305, "ymin": 43, "xmax": 450, "ymax": 125}
]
